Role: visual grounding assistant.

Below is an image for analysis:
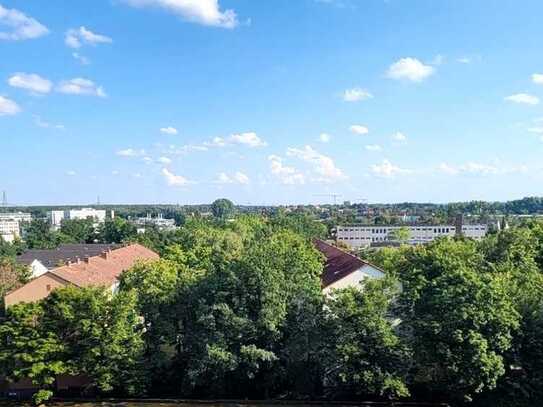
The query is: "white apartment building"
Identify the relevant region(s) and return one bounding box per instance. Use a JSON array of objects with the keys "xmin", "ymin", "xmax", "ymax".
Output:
[
  {"xmin": 0, "ymin": 219, "xmax": 20, "ymax": 242},
  {"xmin": 337, "ymin": 224, "xmax": 488, "ymax": 248},
  {"xmin": 48, "ymin": 208, "xmax": 110, "ymax": 229},
  {"xmin": 0, "ymin": 212, "xmax": 32, "ymax": 242}
]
